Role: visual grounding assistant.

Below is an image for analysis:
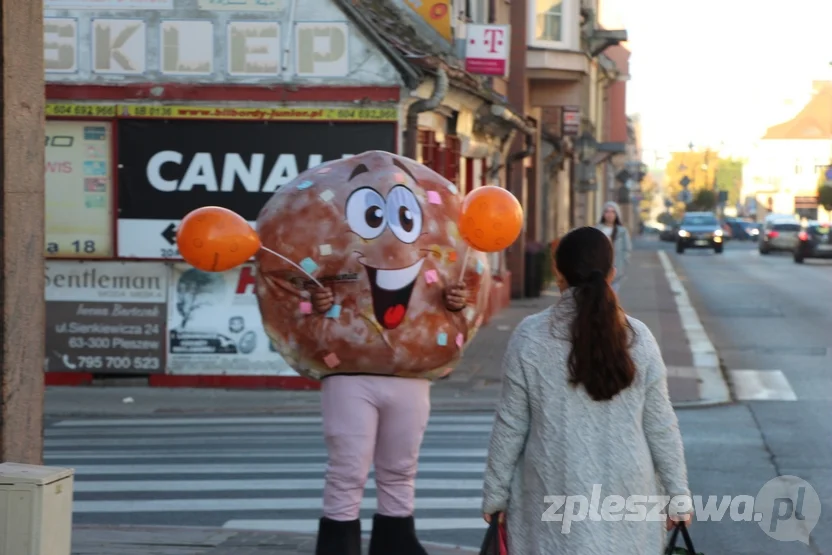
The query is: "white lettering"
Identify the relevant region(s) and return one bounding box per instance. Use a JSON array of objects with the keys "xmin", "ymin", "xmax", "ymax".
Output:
[
  {"xmin": 147, "ymin": 151, "xmax": 182, "ymax": 192},
  {"xmin": 145, "ymin": 152, "xmax": 342, "ymax": 192},
  {"xmin": 221, "ymin": 153, "xmax": 264, "ymax": 192},
  {"xmin": 179, "ymin": 153, "xmax": 218, "ymax": 191},
  {"xmin": 262, "ymin": 154, "xmax": 299, "ymax": 192}
]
